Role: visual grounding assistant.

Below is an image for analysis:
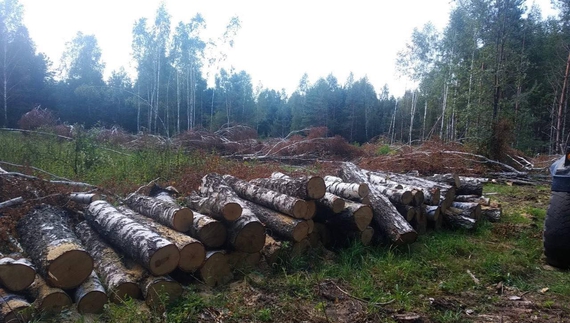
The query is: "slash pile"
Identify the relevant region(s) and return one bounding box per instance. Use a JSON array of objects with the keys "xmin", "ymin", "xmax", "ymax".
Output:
[{"xmin": 0, "ymin": 162, "xmax": 500, "ymax": 321}]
